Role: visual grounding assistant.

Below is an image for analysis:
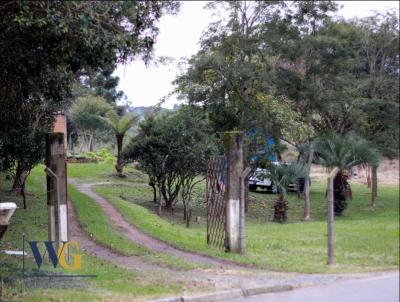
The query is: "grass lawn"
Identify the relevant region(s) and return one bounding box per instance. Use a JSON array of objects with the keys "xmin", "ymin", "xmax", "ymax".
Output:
[
  {"xmin": 85, "ymin": 162, "xmax": 399, "ymax": 273},
  {"xmin": 68, "ymin": 184, "xmax": 201, "ymax": 270},
  {"xmin": 0, "ymin": 166, "xmax": 183, "ymax": 302}
]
